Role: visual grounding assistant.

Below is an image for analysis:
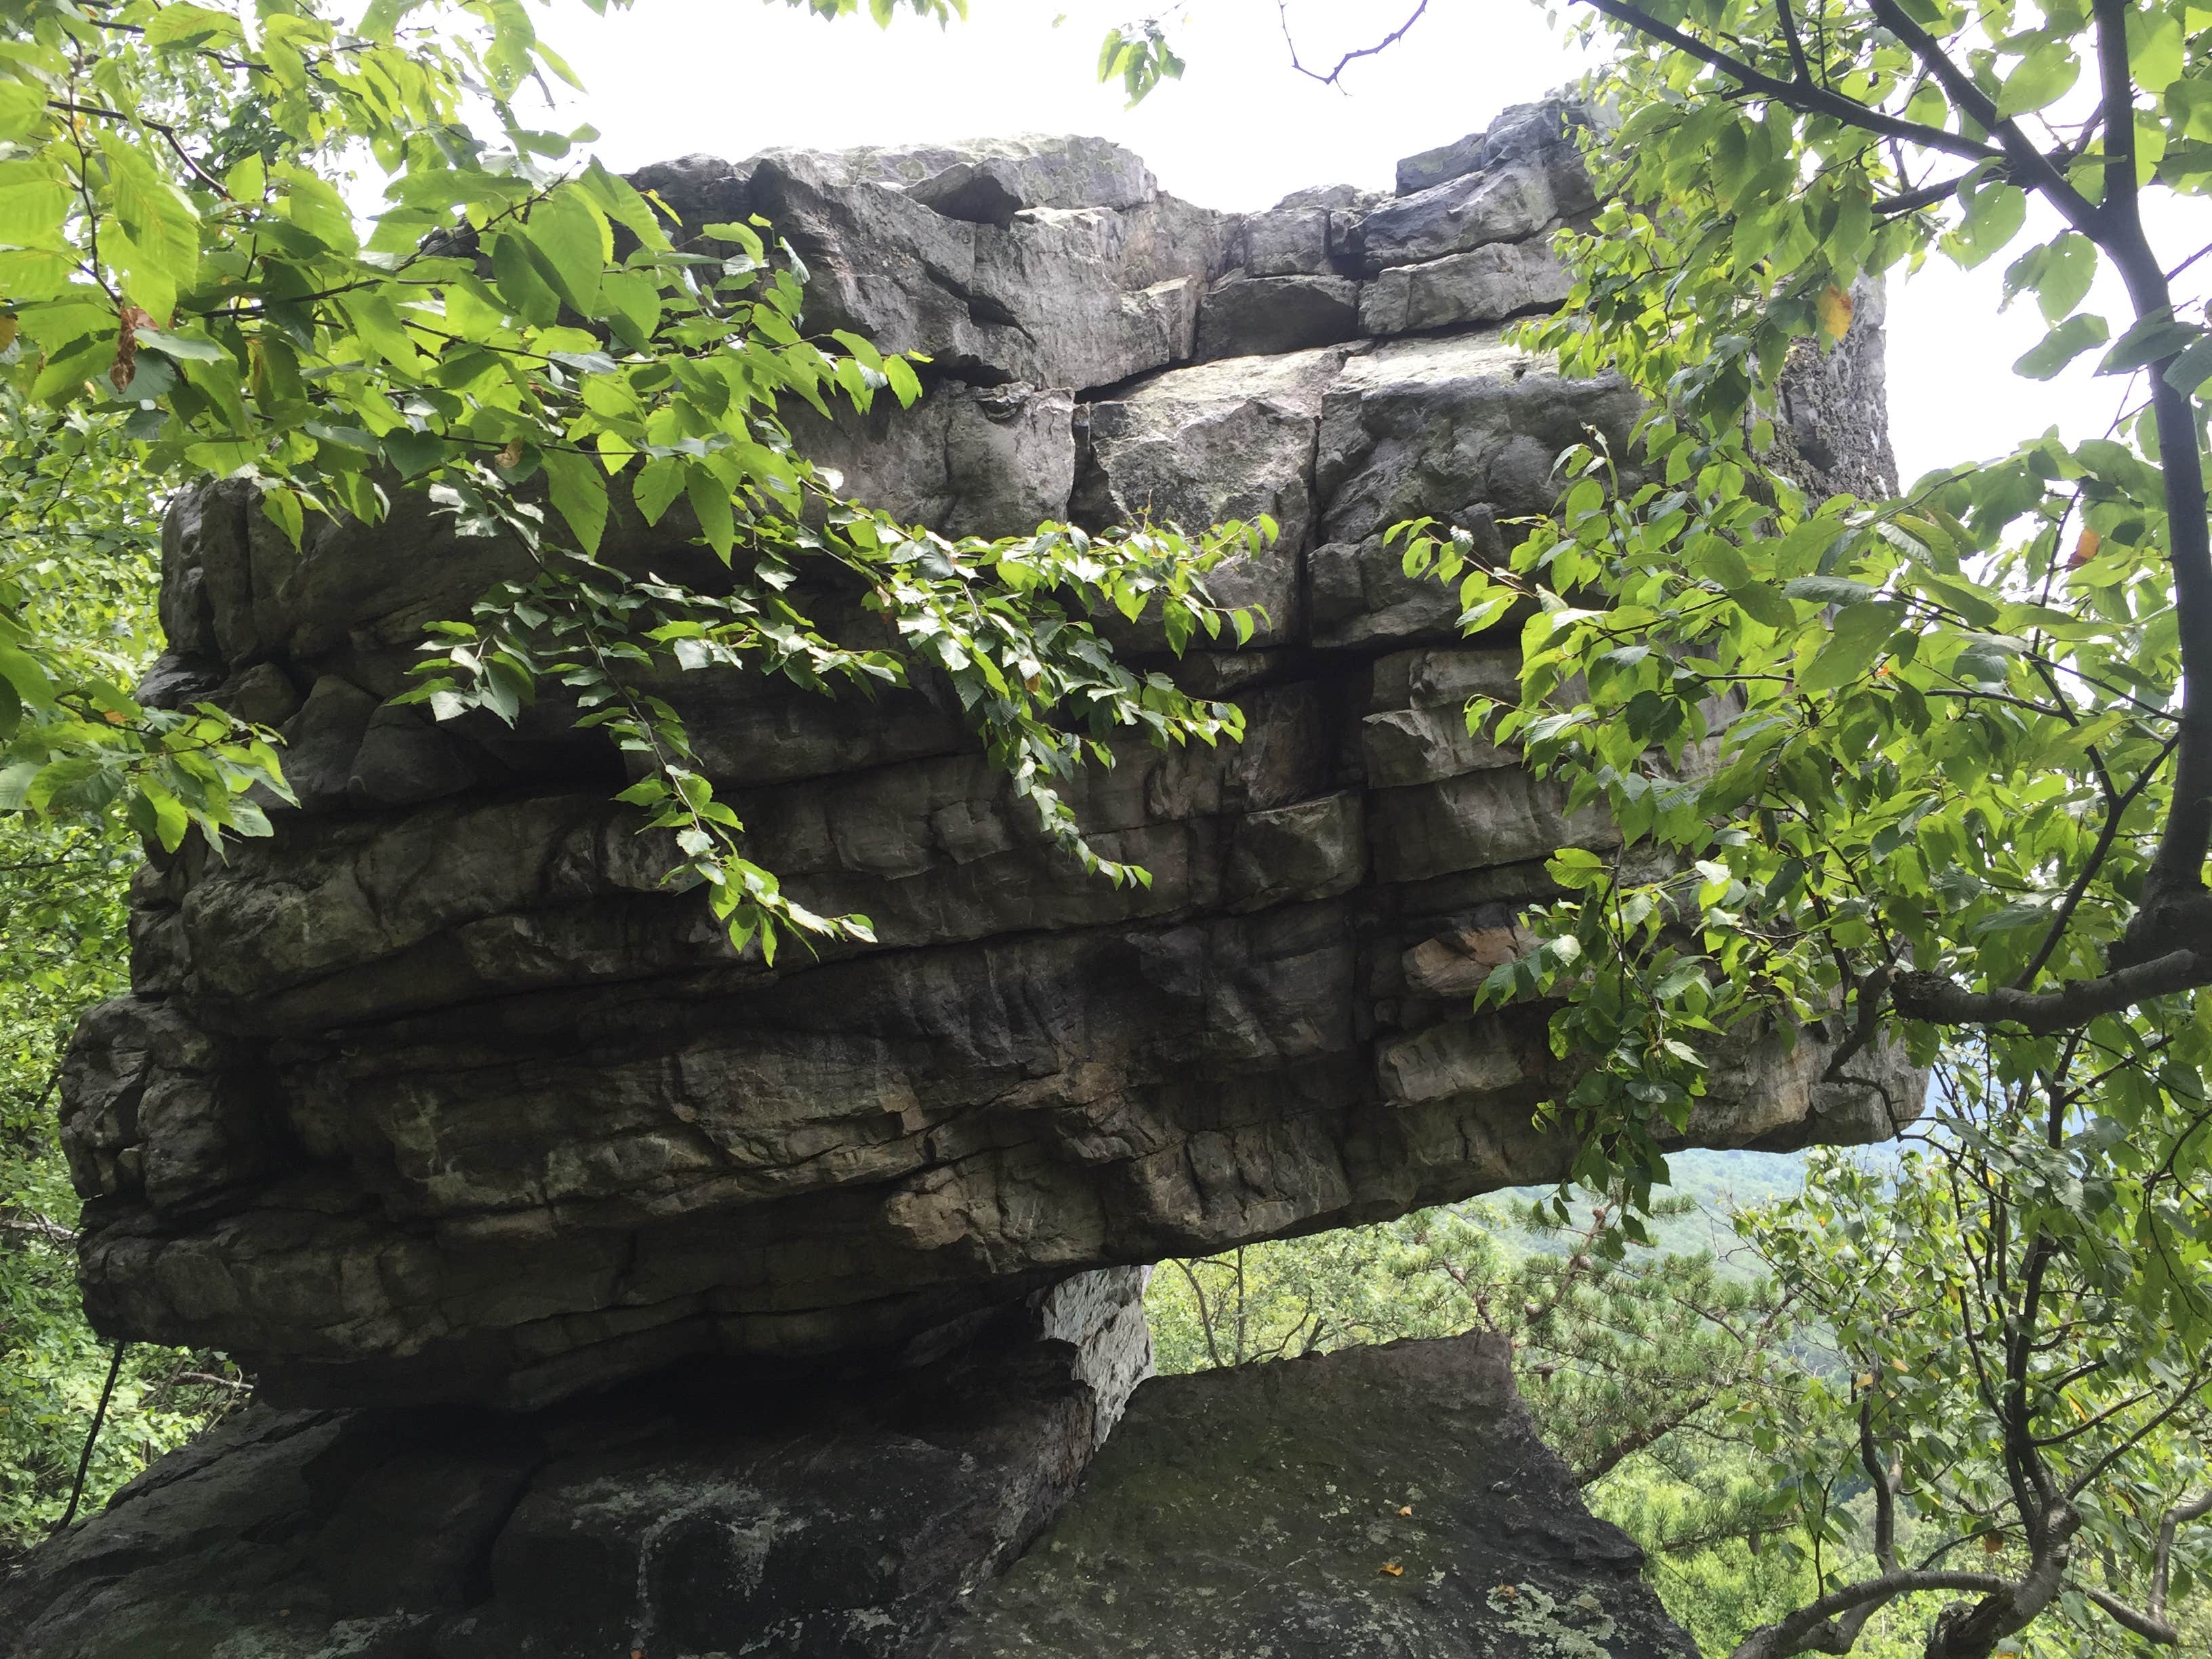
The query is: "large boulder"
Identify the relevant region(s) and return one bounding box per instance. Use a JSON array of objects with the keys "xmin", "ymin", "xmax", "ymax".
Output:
[
  {"xmin": 0, "ymin": 1273, "xmax": 1151, "ymax": 1659},
  {"xmin": 69, "ymin": 110, "xmax": 1909, "ymax": 1410},
  {"xmin": 936, "ymin": 1332, "xmax": 1693, "ymax": 1658},
  {"xmin": 0, "ymin": 1327, "xmax": 1696, "ymax": 1659}
]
